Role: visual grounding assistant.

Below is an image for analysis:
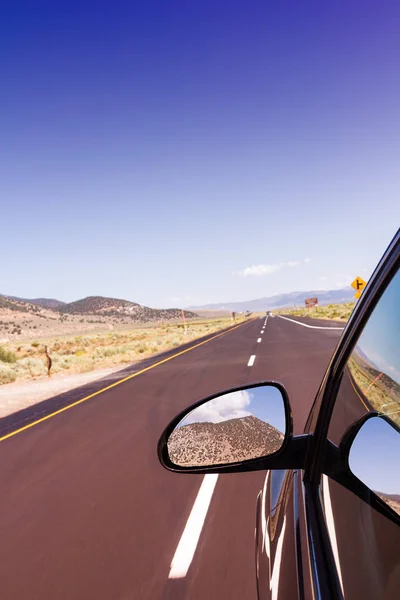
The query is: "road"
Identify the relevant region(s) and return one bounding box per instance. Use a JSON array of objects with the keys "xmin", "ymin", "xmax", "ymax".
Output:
[{"xmin": 0, "ymin": 315, "xmax": 344, "ymax": 600}]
